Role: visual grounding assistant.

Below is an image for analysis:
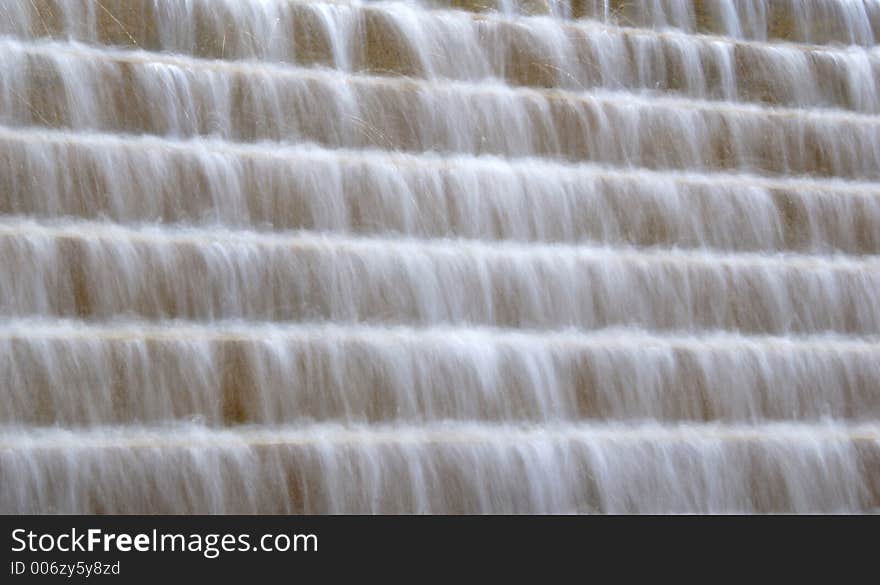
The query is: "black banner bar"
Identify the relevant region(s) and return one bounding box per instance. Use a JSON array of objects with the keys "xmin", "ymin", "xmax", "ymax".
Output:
[{"xmin": 0, "ymin": 515, "xmax": 871, "ymax": 580}]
